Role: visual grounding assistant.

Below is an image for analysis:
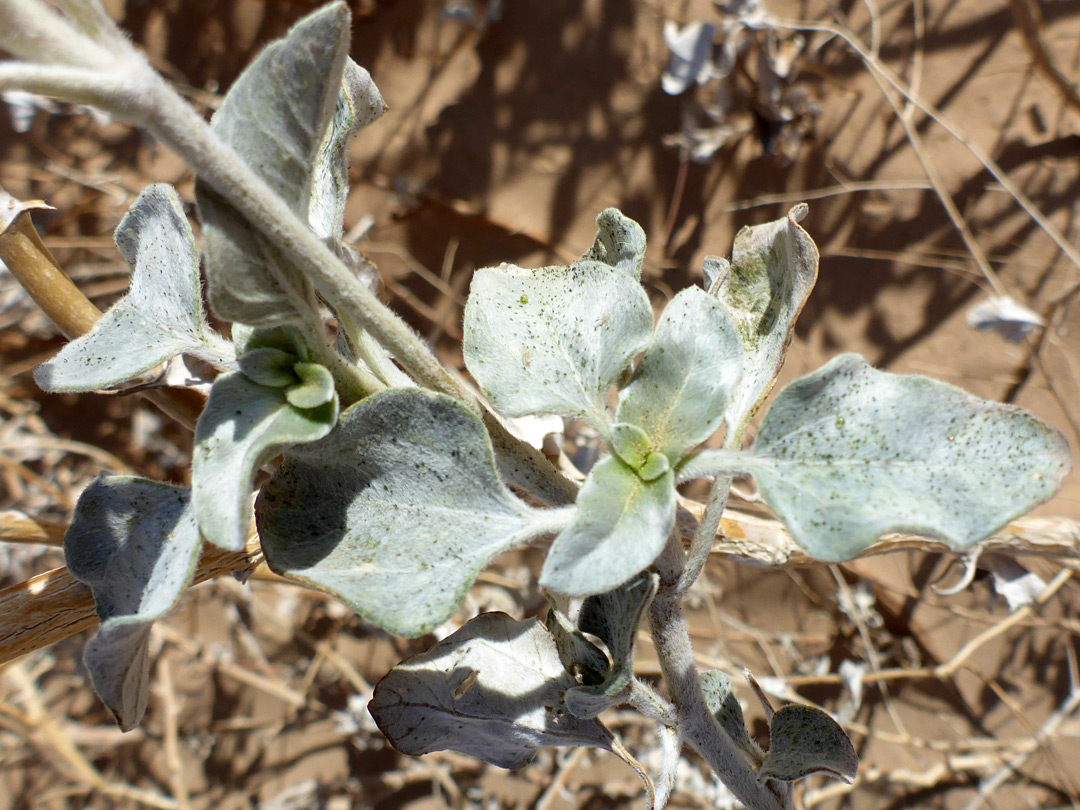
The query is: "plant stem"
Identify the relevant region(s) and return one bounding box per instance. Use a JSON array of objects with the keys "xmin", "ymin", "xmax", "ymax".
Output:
[
  {"xmin": 648, "ymin": 537, "xmax": 791, "ymax": 810},
  {"xmin": 676, "ymin": 474, "xmax": 732, "ymax": 595},
  {"xmin": 134, "ymin": 72, "xmax": 468, "ymax": 405},
  {"xmin": 127, "ymin": 68, "xmax": 577, "ymax": 504}
]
